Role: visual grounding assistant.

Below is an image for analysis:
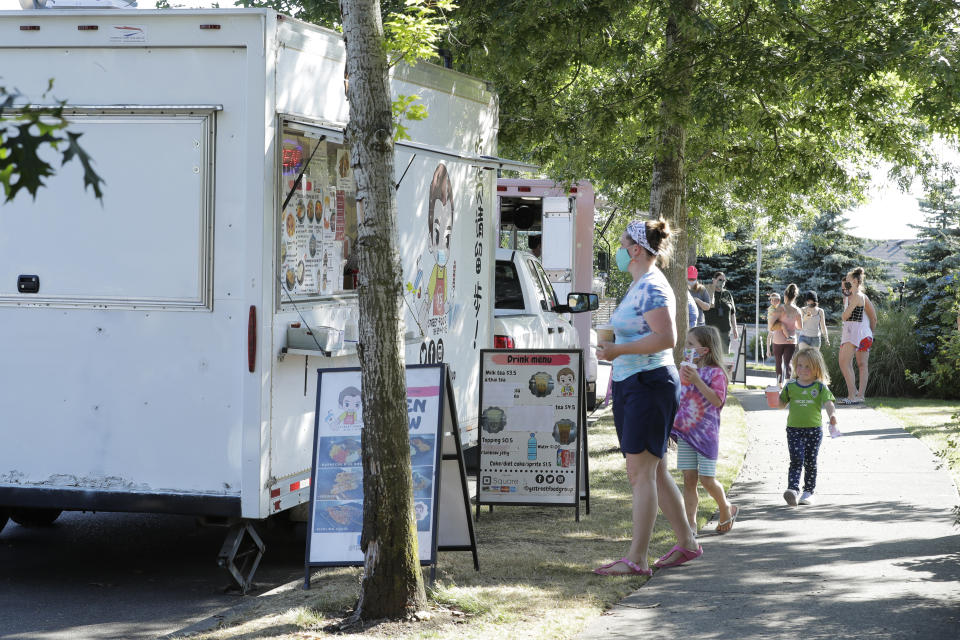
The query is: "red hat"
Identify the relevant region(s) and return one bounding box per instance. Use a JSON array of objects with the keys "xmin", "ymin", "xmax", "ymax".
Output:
[{"xmin": 687, "ymin": 266, "xmax": 698, "ymax": 279}]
